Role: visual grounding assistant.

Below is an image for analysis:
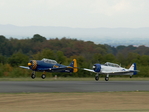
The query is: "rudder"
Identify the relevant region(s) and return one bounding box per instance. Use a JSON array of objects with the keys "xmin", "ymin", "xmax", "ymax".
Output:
[
  {"xmin": 69, "ymin": 59, "xmax": 78, "ymax": 73},
  {"xmin": 129, "ymin": 63, "xmax": 137, "ymax": 75}
]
